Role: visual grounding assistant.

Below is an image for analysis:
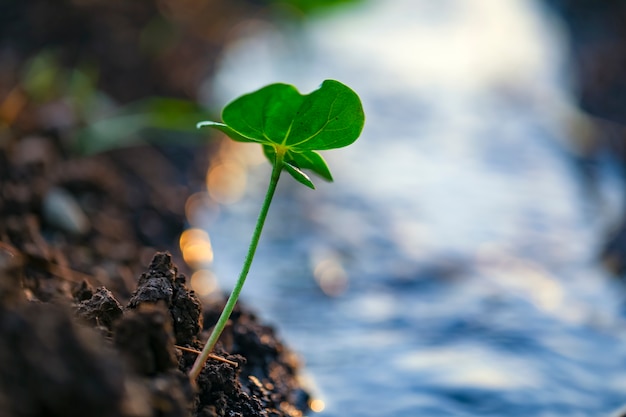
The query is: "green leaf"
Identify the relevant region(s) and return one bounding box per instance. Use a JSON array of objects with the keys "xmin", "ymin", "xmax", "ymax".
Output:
[
  {"xmin": 288, "ymin": 150, "xmax": 333, "ymax": 181},
  {"xmin": 197, "ymin": 79, "xmax": 364, "ymax": 189},
  {"xmin": 263, "ymin": 146, "xmax": 333, "ymax": 185},
  {"xmin": 204, "ymin": 80, "xmax": 364, "ymax": 150},
  {"xmin": 283, "ymin": 80, "xmax": 364, "ymax": 150},
  {"xmin": 264, "ymin": 145, "xmax": 308, "ymax": 186},
  {"xmin": 197, "ymin": 121, "xmax": 260, "ymax": 143},
  {"xmin": 283, "ymin": 162, "xmax": 315, "ymax": 189},
  {"xmin": 222, "ymin": 83, "xmax": 304, "ymax": 143}
]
